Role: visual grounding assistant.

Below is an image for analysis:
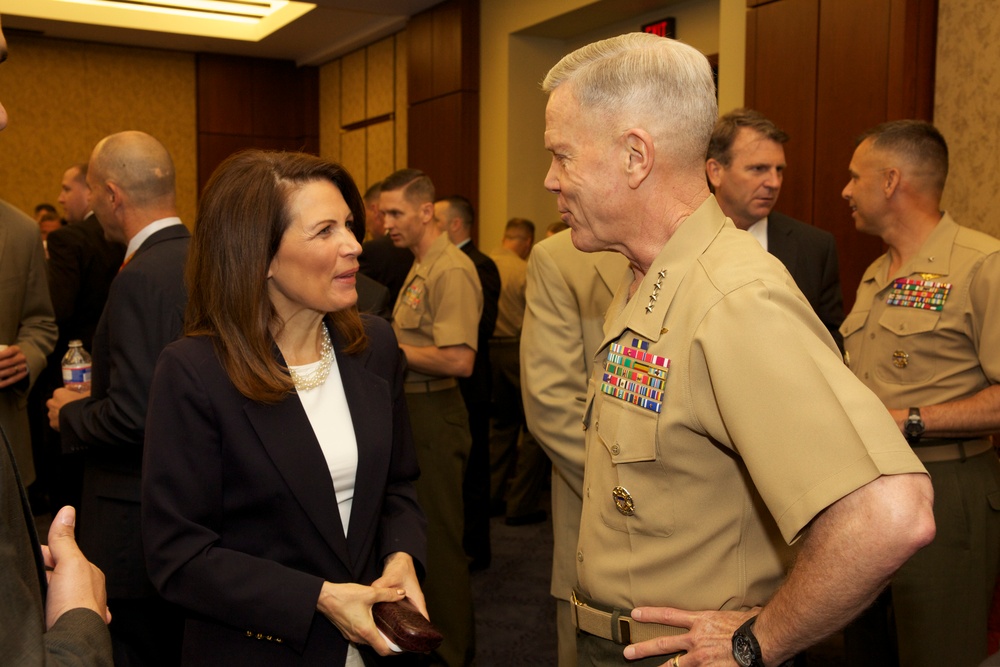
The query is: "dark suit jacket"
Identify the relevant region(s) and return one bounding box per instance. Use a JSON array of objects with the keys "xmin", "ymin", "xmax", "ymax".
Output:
[
  {"xmin": 59, "ymin": 224, "xmax": 189, "ymax": 598},
  {"xmin": 1, "ymin": 420, "xmax": 112, "ymax": 664},
  {"xmin": 767, "ymin": 211, "xmax": 845, "ymax": 351},
  {"xmin": 356, "ymin": 273, "xmax": 392, "ymax": 321},
  {"xmin": 358, "ymin": 234, "xmax": 414, "ymax": 306},
  {"xmin": 141, "ymin": 316, "xmax": 426, "ymax": 666},
  {"xmin": 458, "ymin": 241, "xmax": 501, "ymax": 408},
  {"xmin": 46, "ymin": 213, "xmax": 125, "ymax": 356}
]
